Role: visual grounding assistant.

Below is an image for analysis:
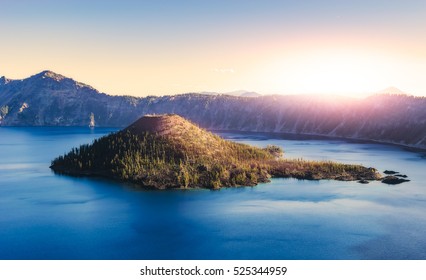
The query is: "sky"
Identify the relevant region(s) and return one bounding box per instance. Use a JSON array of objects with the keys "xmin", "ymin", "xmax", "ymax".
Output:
[{"xmin": 1, "ymin": 0, "xmax": 426, "ymax": 97}]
